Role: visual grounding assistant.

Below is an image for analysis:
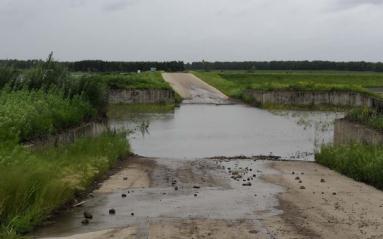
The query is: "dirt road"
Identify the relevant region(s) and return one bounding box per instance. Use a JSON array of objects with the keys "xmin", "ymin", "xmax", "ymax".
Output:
[
  {"xmin": 34, "ymin": 157, "xmax": 383, "ymax": 239},
  {"xmin": 162, "ymin": 73, "xmax": 230, "ymax": 104}
]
